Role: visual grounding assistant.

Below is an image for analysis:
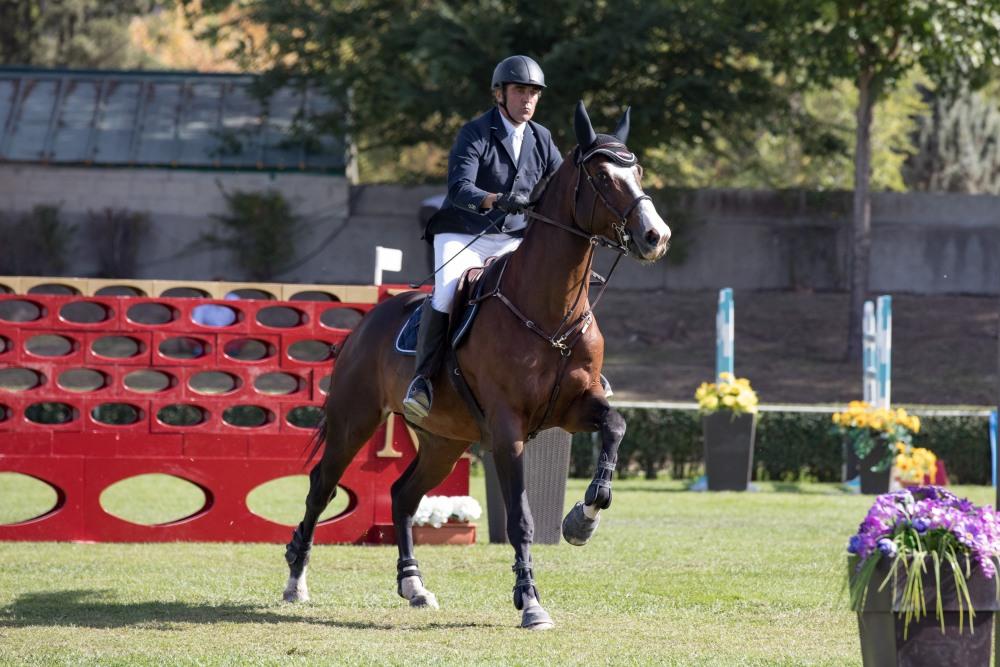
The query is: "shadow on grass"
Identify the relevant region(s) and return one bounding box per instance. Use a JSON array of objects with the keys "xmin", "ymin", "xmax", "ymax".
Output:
[{"xmin": 0, "ymin": 590, "xmax": 495, "ymax": 631}]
